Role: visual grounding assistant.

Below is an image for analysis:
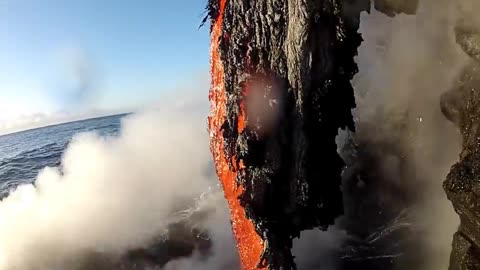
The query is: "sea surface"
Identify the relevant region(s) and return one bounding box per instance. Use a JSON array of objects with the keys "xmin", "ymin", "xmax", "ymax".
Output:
[{"xmin": 0, "ymin": 114, "xmax": 127, "ymax": 199}]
